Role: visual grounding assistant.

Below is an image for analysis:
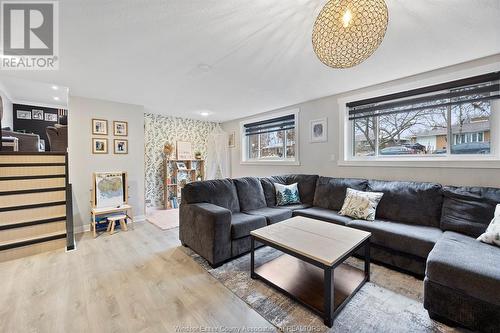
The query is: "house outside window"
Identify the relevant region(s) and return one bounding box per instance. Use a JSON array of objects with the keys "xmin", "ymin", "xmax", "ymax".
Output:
[
  {"xmin": 240, "ymin": 110, "xmax": 299, "ymax": 165},
  {"xmin": 348, "ymin": 72, "xmax": 499, "ymax": 159}
]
